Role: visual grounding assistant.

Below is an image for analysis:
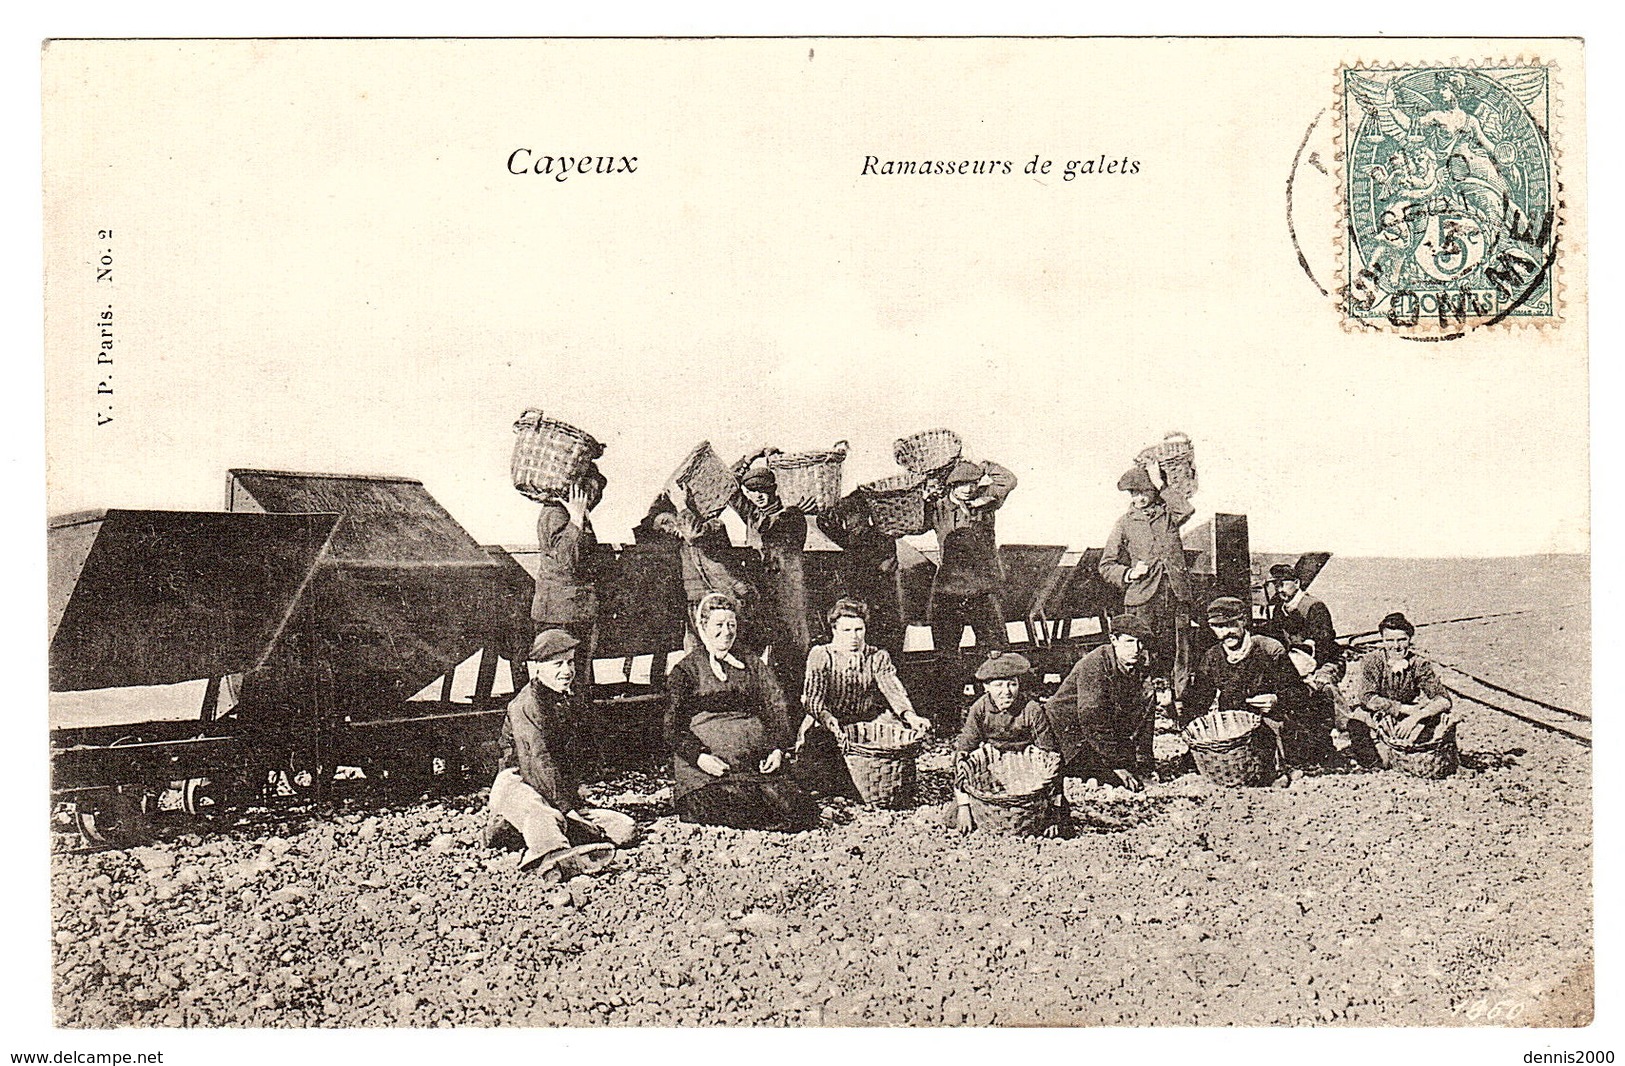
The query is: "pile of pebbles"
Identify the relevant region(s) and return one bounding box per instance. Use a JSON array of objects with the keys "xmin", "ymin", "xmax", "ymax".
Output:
[{"xmin": 52, "ymin": 703, "xmax": 1591, "ymax": 1027}]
